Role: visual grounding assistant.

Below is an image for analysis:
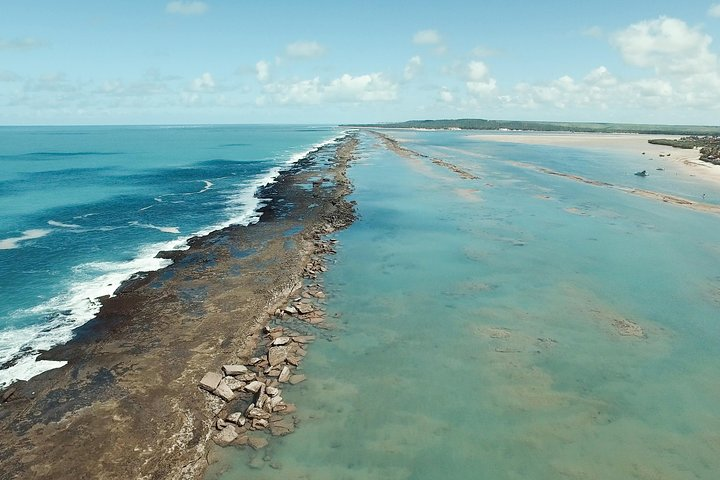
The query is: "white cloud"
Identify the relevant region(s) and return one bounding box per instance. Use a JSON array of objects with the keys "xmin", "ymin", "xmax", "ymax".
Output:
[
  {"xmin": 404, "ymin": 56, "xmax": 422, "ymax": 80},
  {"xmin": 413, "ymin": 29, "xmax": 442, "ymax": 45},
  {"xmin": 285, "ymin": 41, "xmax": 326, "ymax": 58},
  {"xmin": 166, "ymin": 1, "xmax": 208, "ymax": 15},
  {"xmin": 256, "ymin": 60, "xmax": 270, "ymax": 82},
  {"xmin": 0, "ymin": 37, "xmax": 43, "ymax": 51},
  {"xmin": 465, "ymin": 61, "xmax": 497, "ymax": 96},
  {"xmin": 709, "ymin": 4, "xmax": 720, "ymax": 17},
  {"xmin": 612, "ymin": 17, "xmax": 717, "ymax": 75},
  {"xmin": 191, "ymin": 72, "xmax": 215, "ymax": 92},
  {"xmin": 439, "ymin": 88, "xmax": 454, "ymax": 103},
  {"xmin": 471, "ymin": 46, "xmax": 499, "ymax": 57},
  {"xmin": 262, "ymin": 73, "xmax": 397, "ymax": 105}
]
